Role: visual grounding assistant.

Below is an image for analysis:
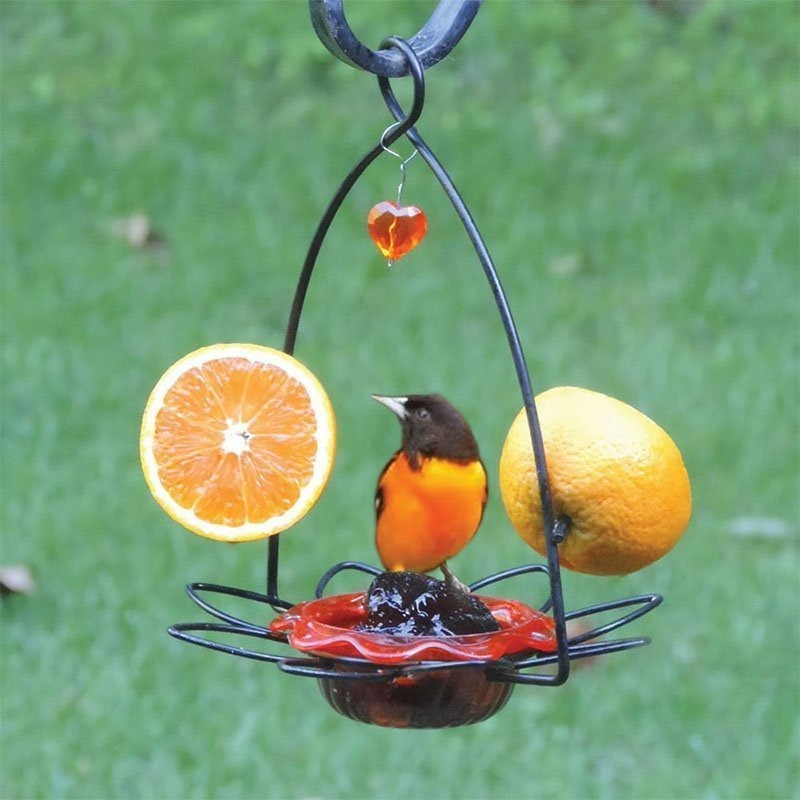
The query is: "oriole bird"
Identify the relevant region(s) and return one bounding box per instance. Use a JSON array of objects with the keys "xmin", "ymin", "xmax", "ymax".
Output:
[{"xmin": 372, "ymin": 394, "xmax": 488, "ymax": 590}]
